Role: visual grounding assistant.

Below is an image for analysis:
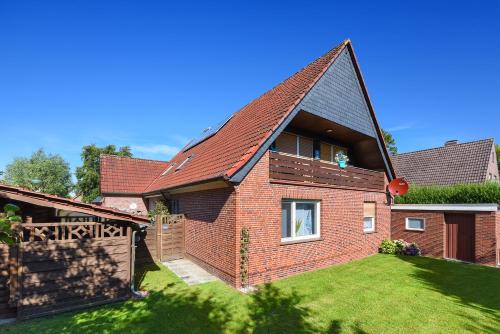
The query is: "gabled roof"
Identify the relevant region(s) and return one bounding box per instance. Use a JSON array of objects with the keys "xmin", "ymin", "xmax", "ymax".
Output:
[
  {"xmin": 99, "ymin": 39, "xmax": 395, "ymax": 194},
  {"xmin": 0, "ymin": 184, "xmax": 149, "ymax": 224},
  {"xmin": 391, "ymin": 139, "xmax": 495, "ymax": 186},
  {"xmin": 100, "ymin": 155, "xmax": 169, "ymax": 194}
]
